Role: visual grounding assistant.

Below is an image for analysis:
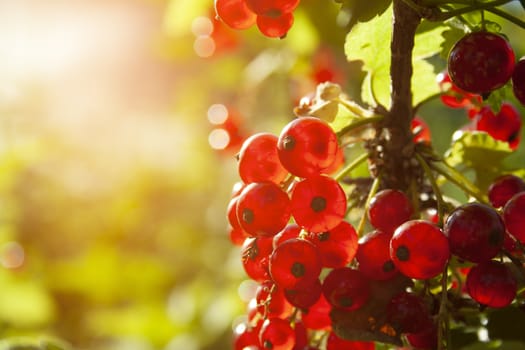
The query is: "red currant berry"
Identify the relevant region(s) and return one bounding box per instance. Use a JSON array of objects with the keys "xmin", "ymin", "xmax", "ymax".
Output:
[
  {"xmin": 301, "ymin": 294, "xmax": 332, "ymax": 330},
  {"xmin": 411, "ymin": 116, "xmax": 432, "ymax": 144},
  {"xmin": 466, "ymin": 260, "xmax": 517, "ymax": 308},
  {"xmin": 503, "ymin": 191, "xmax": 525, "ymax": 243},
  {"xmin": 256, "ymin": 12, "xmax": 294, "ymax": 38},
  {"xmin": 512, "ymin": 57, "xmax": 525, "ymax": 106},
  {"xmin": 386, "ymin": 292, "xmax": 432, "ymax": 334},
  {"xmin": 273, "ymin": 223, "xmax": 301, "ymax": 249},
  {"xmin": 326, "ymin": 332, "xmax": 375, "ymax": 350},
  {"xmin": 228, "ymin": 195, "xmax": 243, "ymax": 230},
  {"xmin": 406, "ymin": 321, "xmax": 438, "ymax": 350},
  {"xmin": 306, "ymin": 221, "xmax": 358, "ymax": 268},
  {"xmin": 291, "ymin": 175, "xmax": 347, "ymax": 233},
  {"xmin": 390, "ymin": 220, "xmax": 450, "ymax": 280},
  {"xmin": 242, "ymin": 237, "xmax": 274, "ymax": 282},
  {"xmin": 322, "ymin": 267, "xmax": 370, "ymax": 311},
  {"xmin": 234, "ymin": 322, "xmax": 261, "ymax": 350},
  {"xmin": 474, "ymin": 103, "xmax": 522, "ymax": 150},
  {"xmin": 215, "ymin": 0, "xmax": 257, "ymax": 30},
  {"xmin": 259, "ymin": 317, "xmax": 295, "ymax": 350},
  {"xmin": 444, "ymin": 202, "xmax": 505, "ymax": 263},
  {"xmin": 356, "ymin": 230, "xmax": 398, "ymax": 281},
  {"xmin": 293, "ymin": 321, "xmax": 308, "ymax": 350},
  {"xmin": 436, "ymin": 70, "xmax": 481, "ymax": 108},
  {"xmin": 256, "ymin": 281, "xmax": 293, "ymax": 318},
  {"xmin": 488, "ymin": 174, "xmax": 525, "ymax": 208},
  {"xmin": 238, "ymin": 133, "xmax": 289, "ymax": 184},
  {"xmin": 368, "ymin": 189, "xmax": 413, "ymax": 234},
  {"xmin": 277, "ymin": 117, "xmax": 339, "ymax": 178},
  {"xmin": 237, "ymin": 182, "xmax": 291, "ymax": 237},
  {"xmin": 448, "ymin": 31, "xmax": 515, "ymax": 94},
  {"xmin": 230, "ymin": 226, "xmax": 250, "ymax": 246},
  {"xmin": 284, "ymin": 278, "xmax": 322, "ymax": 309},
  {"xmin": 270, "ymin": 238, "xmax": 322, "ymax": 290},
  {"xmin": 246, "ymin": 0, "xmax": 300, "ymax": 16}
]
